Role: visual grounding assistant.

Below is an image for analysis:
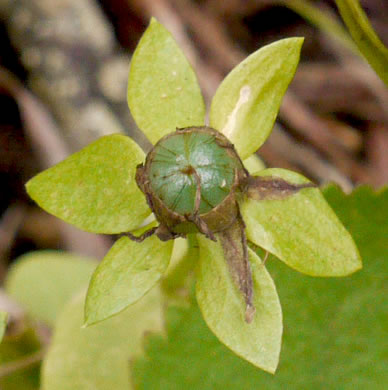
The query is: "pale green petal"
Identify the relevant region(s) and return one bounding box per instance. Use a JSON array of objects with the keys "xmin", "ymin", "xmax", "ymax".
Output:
[
  {"xmin": 128, "ymin": 18, "xmax": 205, "ymax": 144},
  {"xmin": 85, "ymin": 235, "xmax": 173, "ymax": 326},
  {"xmin": 26, "ymin": 134, "xmax": 149, "ymax": 234},
  {"xmin": 210, "ymin": 38, "xmax": 303, "ymax": 160},
  {"xmin": 241, "ymin": 168, "xmax": 362, "ymax": 276},
  {"xmin": 42, "ymin": 288, "xmax": 163, "ymax": 390},
  {"xmin": 196, "ymin": 235, "xmax": 282, "ymax": 373}
]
